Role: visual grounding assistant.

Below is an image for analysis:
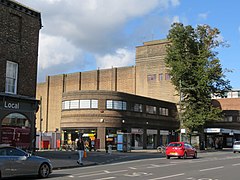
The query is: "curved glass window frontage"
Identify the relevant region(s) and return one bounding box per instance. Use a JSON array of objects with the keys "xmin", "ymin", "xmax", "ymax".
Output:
[{"xmin": 1, "ymin": 113, "xmax": 31, "ymax": 149}]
